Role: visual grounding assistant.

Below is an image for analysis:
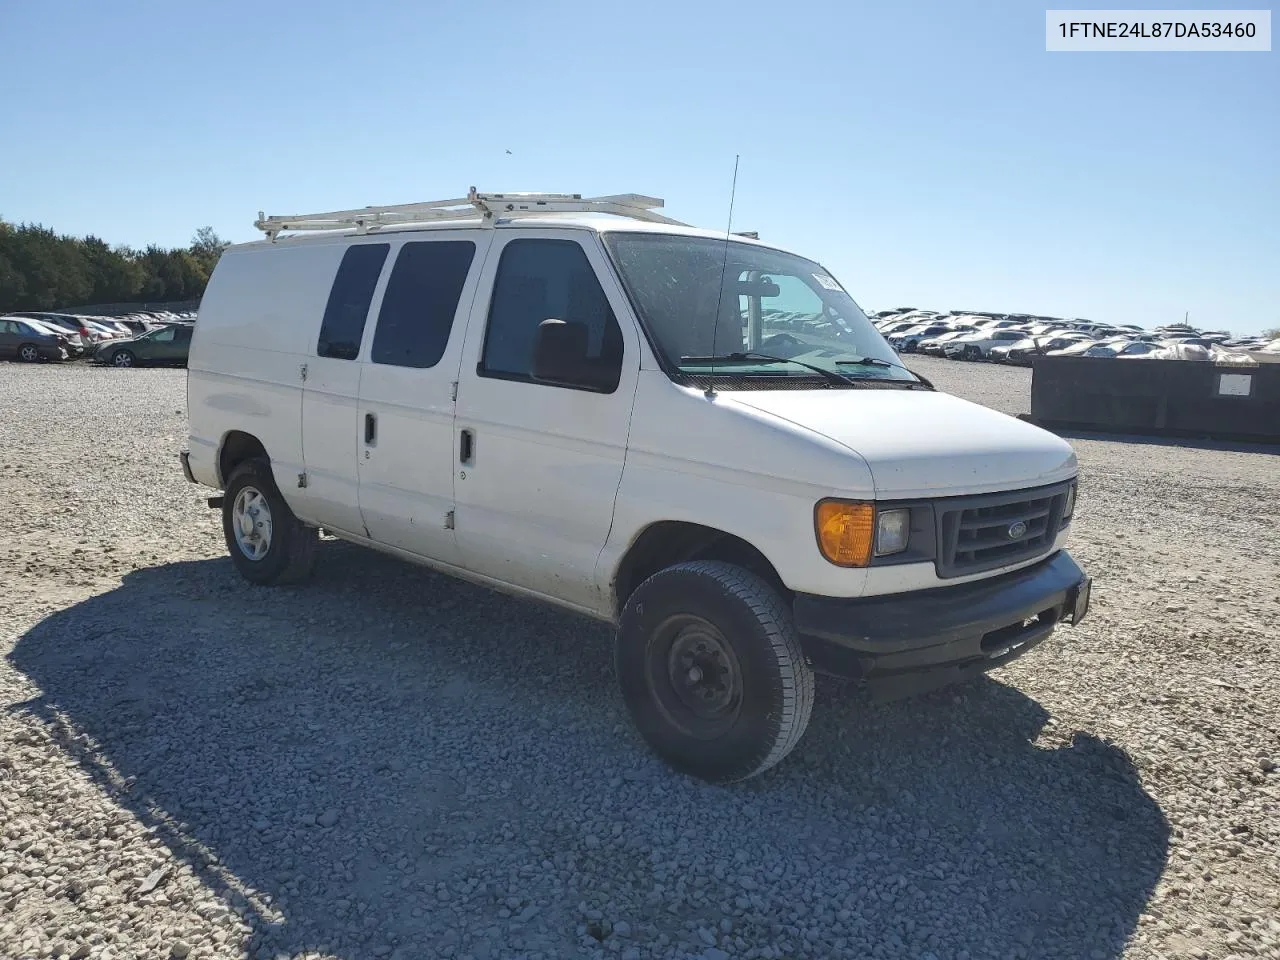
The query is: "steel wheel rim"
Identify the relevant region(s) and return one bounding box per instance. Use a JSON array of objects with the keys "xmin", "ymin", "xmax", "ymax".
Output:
[
  {"xmin": 648, "ymin": 614, "xmax": 743, "ymax": 739},
  {"xmin": 232, "ymin": 486, "xmax": 273, "ymax": 561}
]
